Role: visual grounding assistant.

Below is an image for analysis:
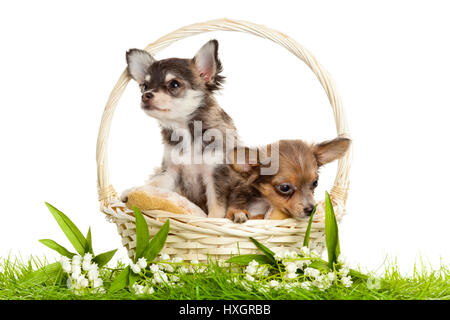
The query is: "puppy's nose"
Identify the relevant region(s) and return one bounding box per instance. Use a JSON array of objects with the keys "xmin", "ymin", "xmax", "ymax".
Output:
[
  {"xmin": 142, "ymin": 92, "xmax": 153, "ymax": 102},
  {"xmin": 304, "ymin": 206, "xmax": 315, "ymax": 216}
]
